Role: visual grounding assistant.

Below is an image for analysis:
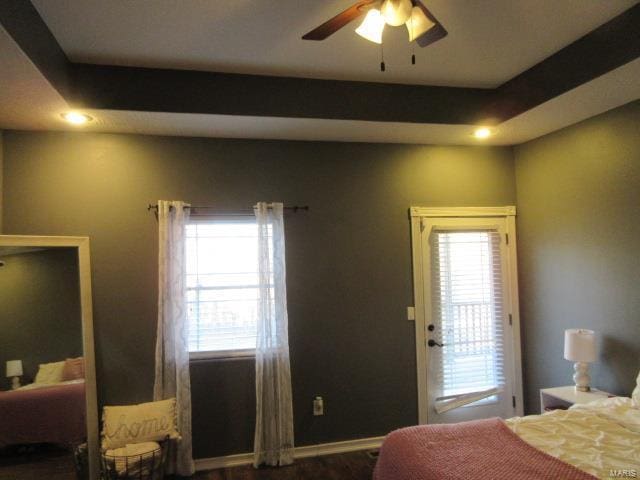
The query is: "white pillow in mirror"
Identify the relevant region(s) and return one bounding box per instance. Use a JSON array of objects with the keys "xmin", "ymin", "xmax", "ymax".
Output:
[
  {"xmin": 34, "ymin": 361, "xmax": 66, "ymax": 384},
  {"xmin": 632, "ymin": 370, "xmax": 640, "ymax": 408}
]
